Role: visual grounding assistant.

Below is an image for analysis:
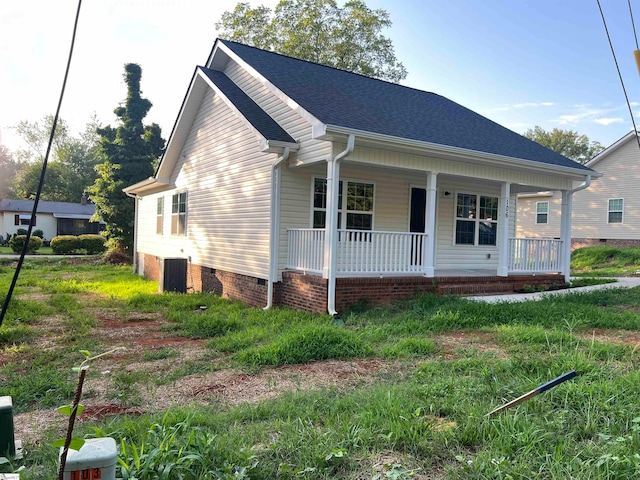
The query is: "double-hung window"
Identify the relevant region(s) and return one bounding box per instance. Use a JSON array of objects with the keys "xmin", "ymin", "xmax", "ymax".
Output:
[
  {"xmin": 536, "ymin": 201, "xmax": 549, "ymax": 224},
  {"xmin": 171, "ymin": 192, "xmax": 187, "ymax": 235},
  {"xmin": 313, "ymin": 178, "xmax": 374, "ymax": 230},
  {"xmin": 156, "ymin": 197, "xmax": 164, "ymax": 235},
  {"xmin": 455, "ymin": 192, "xmax": 498, "ymax": 246},
  {"xmin": 608, "ymin": 198, "xmax": 624, "ymax": 224}
]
